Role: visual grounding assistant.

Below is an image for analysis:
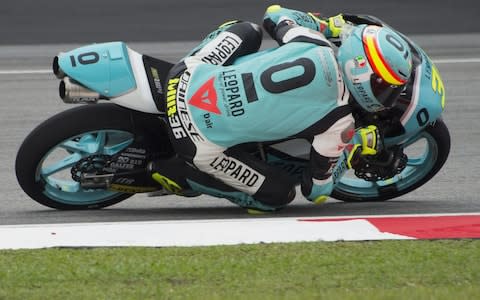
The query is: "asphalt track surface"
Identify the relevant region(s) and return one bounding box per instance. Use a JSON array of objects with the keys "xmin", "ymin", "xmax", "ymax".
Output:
[
  {"xmin": 2, "ymin": 0, "xmax": 480, "ymax": 44},
  {"xmin": 1, "ymin": 1, "xmax": 480, "ymax": 225}
]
